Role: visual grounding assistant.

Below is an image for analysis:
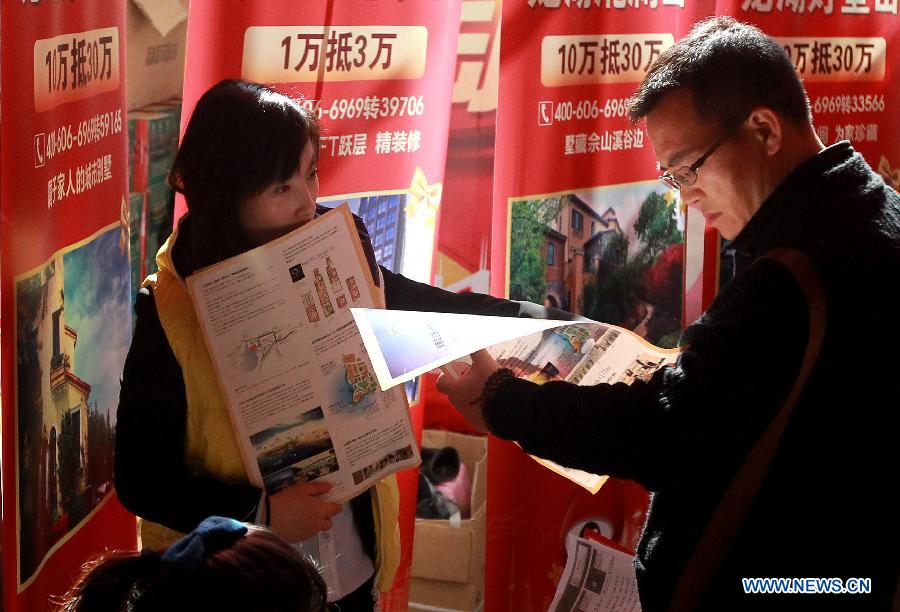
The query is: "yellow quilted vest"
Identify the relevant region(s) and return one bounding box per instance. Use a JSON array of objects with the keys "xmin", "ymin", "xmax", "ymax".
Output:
[{"xmin": 139, "ymin": 226, "xmax": 401, "ymax": 592}]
